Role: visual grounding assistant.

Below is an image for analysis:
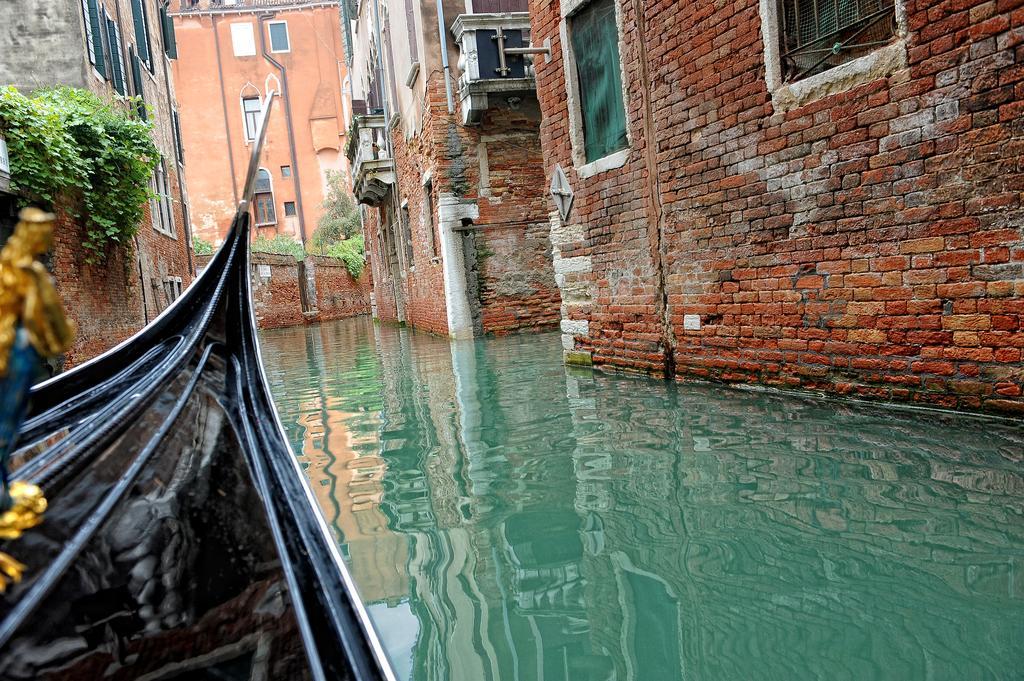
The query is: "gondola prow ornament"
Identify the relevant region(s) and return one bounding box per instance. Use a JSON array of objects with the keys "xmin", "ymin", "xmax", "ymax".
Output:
[{"xmin": 0, "ymin": 208, "xmax": 75, "ymax": 591}]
